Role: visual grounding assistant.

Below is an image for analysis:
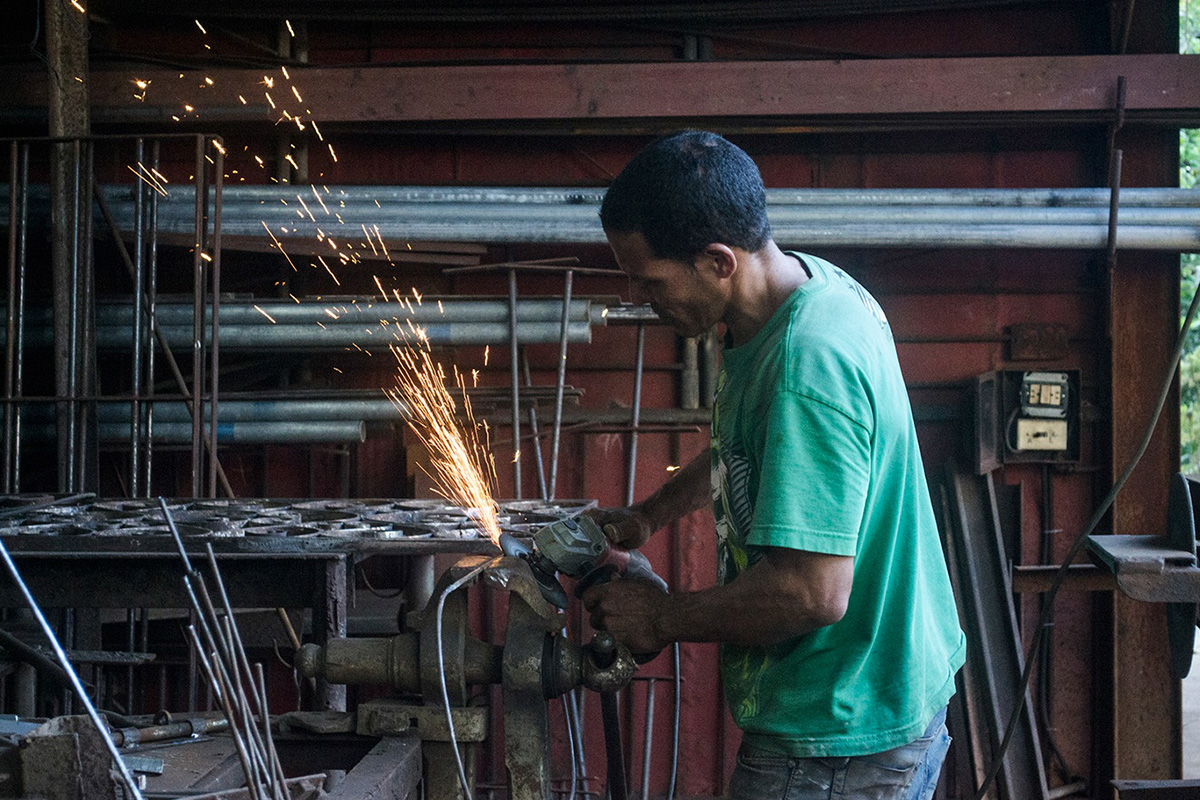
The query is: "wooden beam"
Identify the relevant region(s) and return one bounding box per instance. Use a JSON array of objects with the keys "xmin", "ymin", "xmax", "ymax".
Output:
[{"xmin": 2, "ymin": 54, "xmax": 1199, "ymax": 127}]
